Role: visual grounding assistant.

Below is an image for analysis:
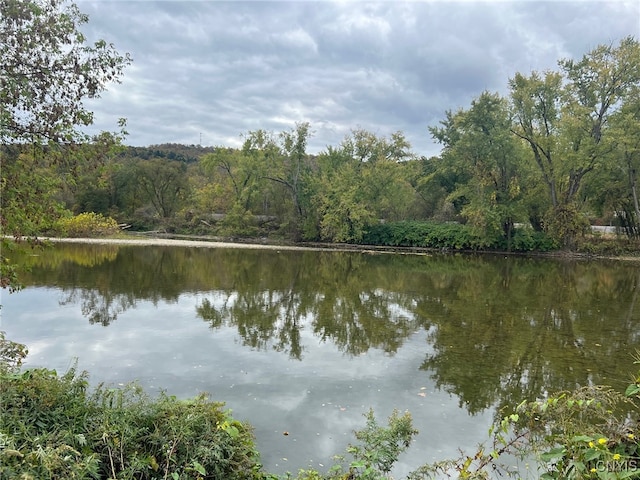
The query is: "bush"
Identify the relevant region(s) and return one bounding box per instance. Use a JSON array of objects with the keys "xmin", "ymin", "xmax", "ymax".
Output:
[
  {"xmin": 362, "ymin": 221, "xmax": 486, "ymax": 250},
  {"xmin": 0, "ymin": 335, "xmax": 265, "ymax": 480},
  {"xmin": 409, "ymin": 367, "xmax": 640, "ymax": 479},
  {"xmin": 53, "ymin": 212, "xmax": 121, "ymax": 238},
  {"xmin": 0, "ymin": 332, "xmax": 418, "ymax": 480},
  {"xmin": 362, "ymin": 221, "xmax": 557, "ymax": 252},
  {"xmin": 499, "ymin": 228, "xmax": 558, "ymax": 252}
]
